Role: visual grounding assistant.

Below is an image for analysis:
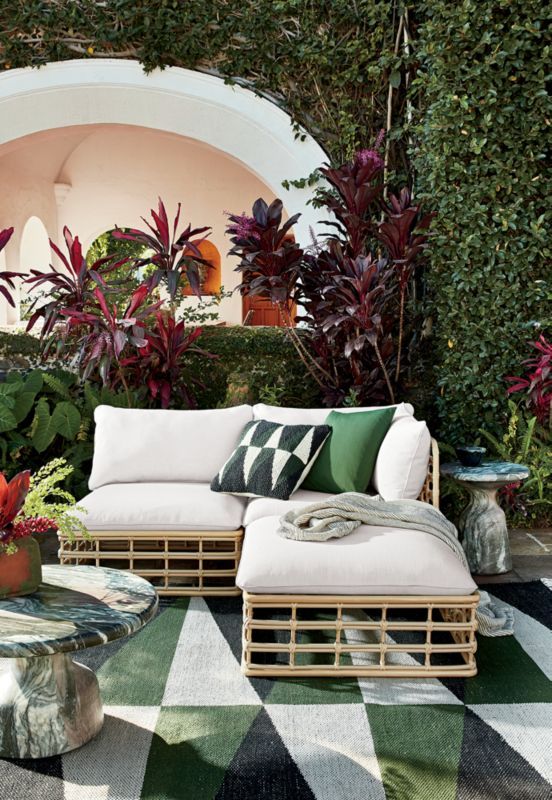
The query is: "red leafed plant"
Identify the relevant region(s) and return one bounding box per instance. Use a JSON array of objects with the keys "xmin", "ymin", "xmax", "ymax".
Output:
[
  {"xmin": 0, "ymin": 227, "xmax": 25, "ymax": 307},
  {"xmin": 62, "ymin": 284, "xmax": 161, "ymax": 404},
  {"xmin": 122, "ymin": 312, "xmax": 214, "ymax": 409},
  {"xmin": 0, "ymin": 470, "xmax": 30, "ymax": 533},
  {"xmin": 0, "ymin": 471, "xmax": 56, "ymax": 553},
  {"xmin": 377, "ymin": 188, "xmax": 435, "ymax": 380},
  {"xmin": 226, "ymin": 131, "xmax": 435, "ymax": 405},
  {"xmin": 25, "ymin": 226, "xmax": 130, "ymax": 340},
  {"xmin": 506, "ymin": 335, "xmax": 552, "ymax": 429},
  {"xmin": 318, "ymin": 145, "xmax": 384, "ymax": 258},
  {"xmin": 112, "ymin": 198, "xmax": 212, "ymax": 301},
  {"xmin": 0, "ymin": 459, "xmax": 86, "ymax": 554}
]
